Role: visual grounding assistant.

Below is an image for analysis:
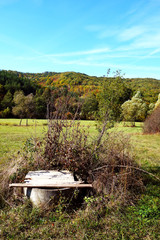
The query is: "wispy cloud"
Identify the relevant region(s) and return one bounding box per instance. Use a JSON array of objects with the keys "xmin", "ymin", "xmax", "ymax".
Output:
[
  {"xmin": 45, "ymin": 47, "xmax": 110, "ymax": 57},
  {"xmin": 133, "ymin": 33, "xmax": 160, "ymax": 49},
  {"xmin": 119, "ymin": 26, "xmax": 147, "ymax": 41}
]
